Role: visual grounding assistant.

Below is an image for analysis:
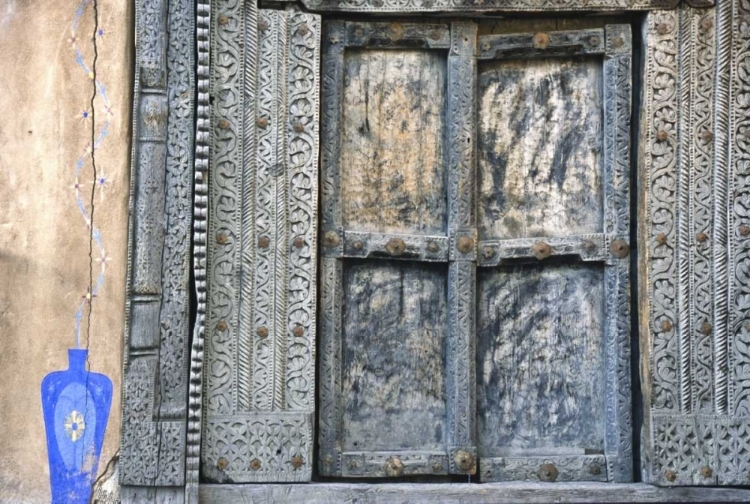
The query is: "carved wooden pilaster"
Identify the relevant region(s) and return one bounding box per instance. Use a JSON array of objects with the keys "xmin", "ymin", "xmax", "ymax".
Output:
[
  {"xmin": 120, "ymin": 0, "xmax": 194, "ymax": 493},
  {"xmin": 201, "ymin": 4, "xmax": 320, "ymax": 483},
  {"xmin": 639, "ymin": 1, "xmax": 750, "ymax": 487}
]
